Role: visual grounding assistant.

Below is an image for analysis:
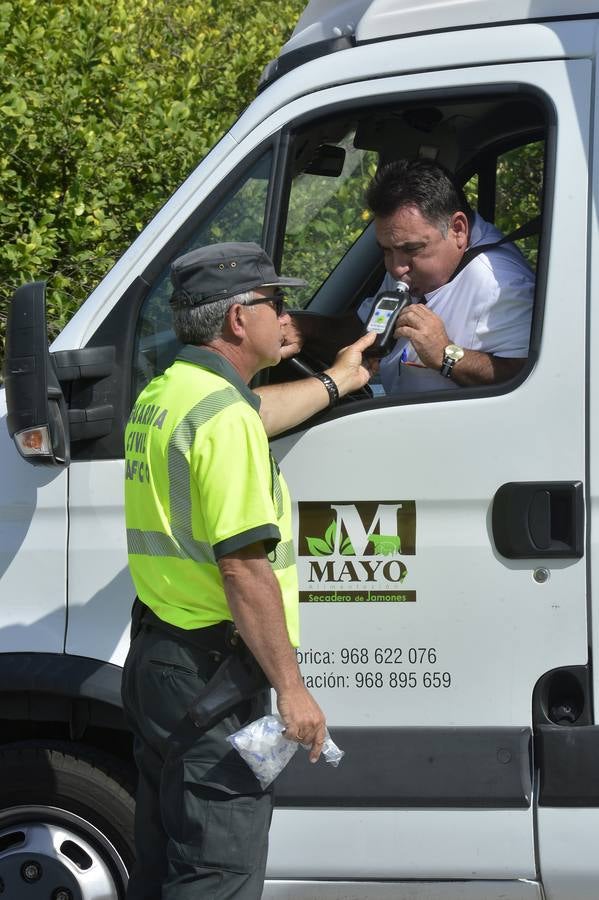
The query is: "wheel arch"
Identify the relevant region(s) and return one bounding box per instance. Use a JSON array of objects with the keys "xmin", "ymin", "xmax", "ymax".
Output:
[{"xmin": 0, "ymin": 652, "xmax": 133, "ymax": 764}]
